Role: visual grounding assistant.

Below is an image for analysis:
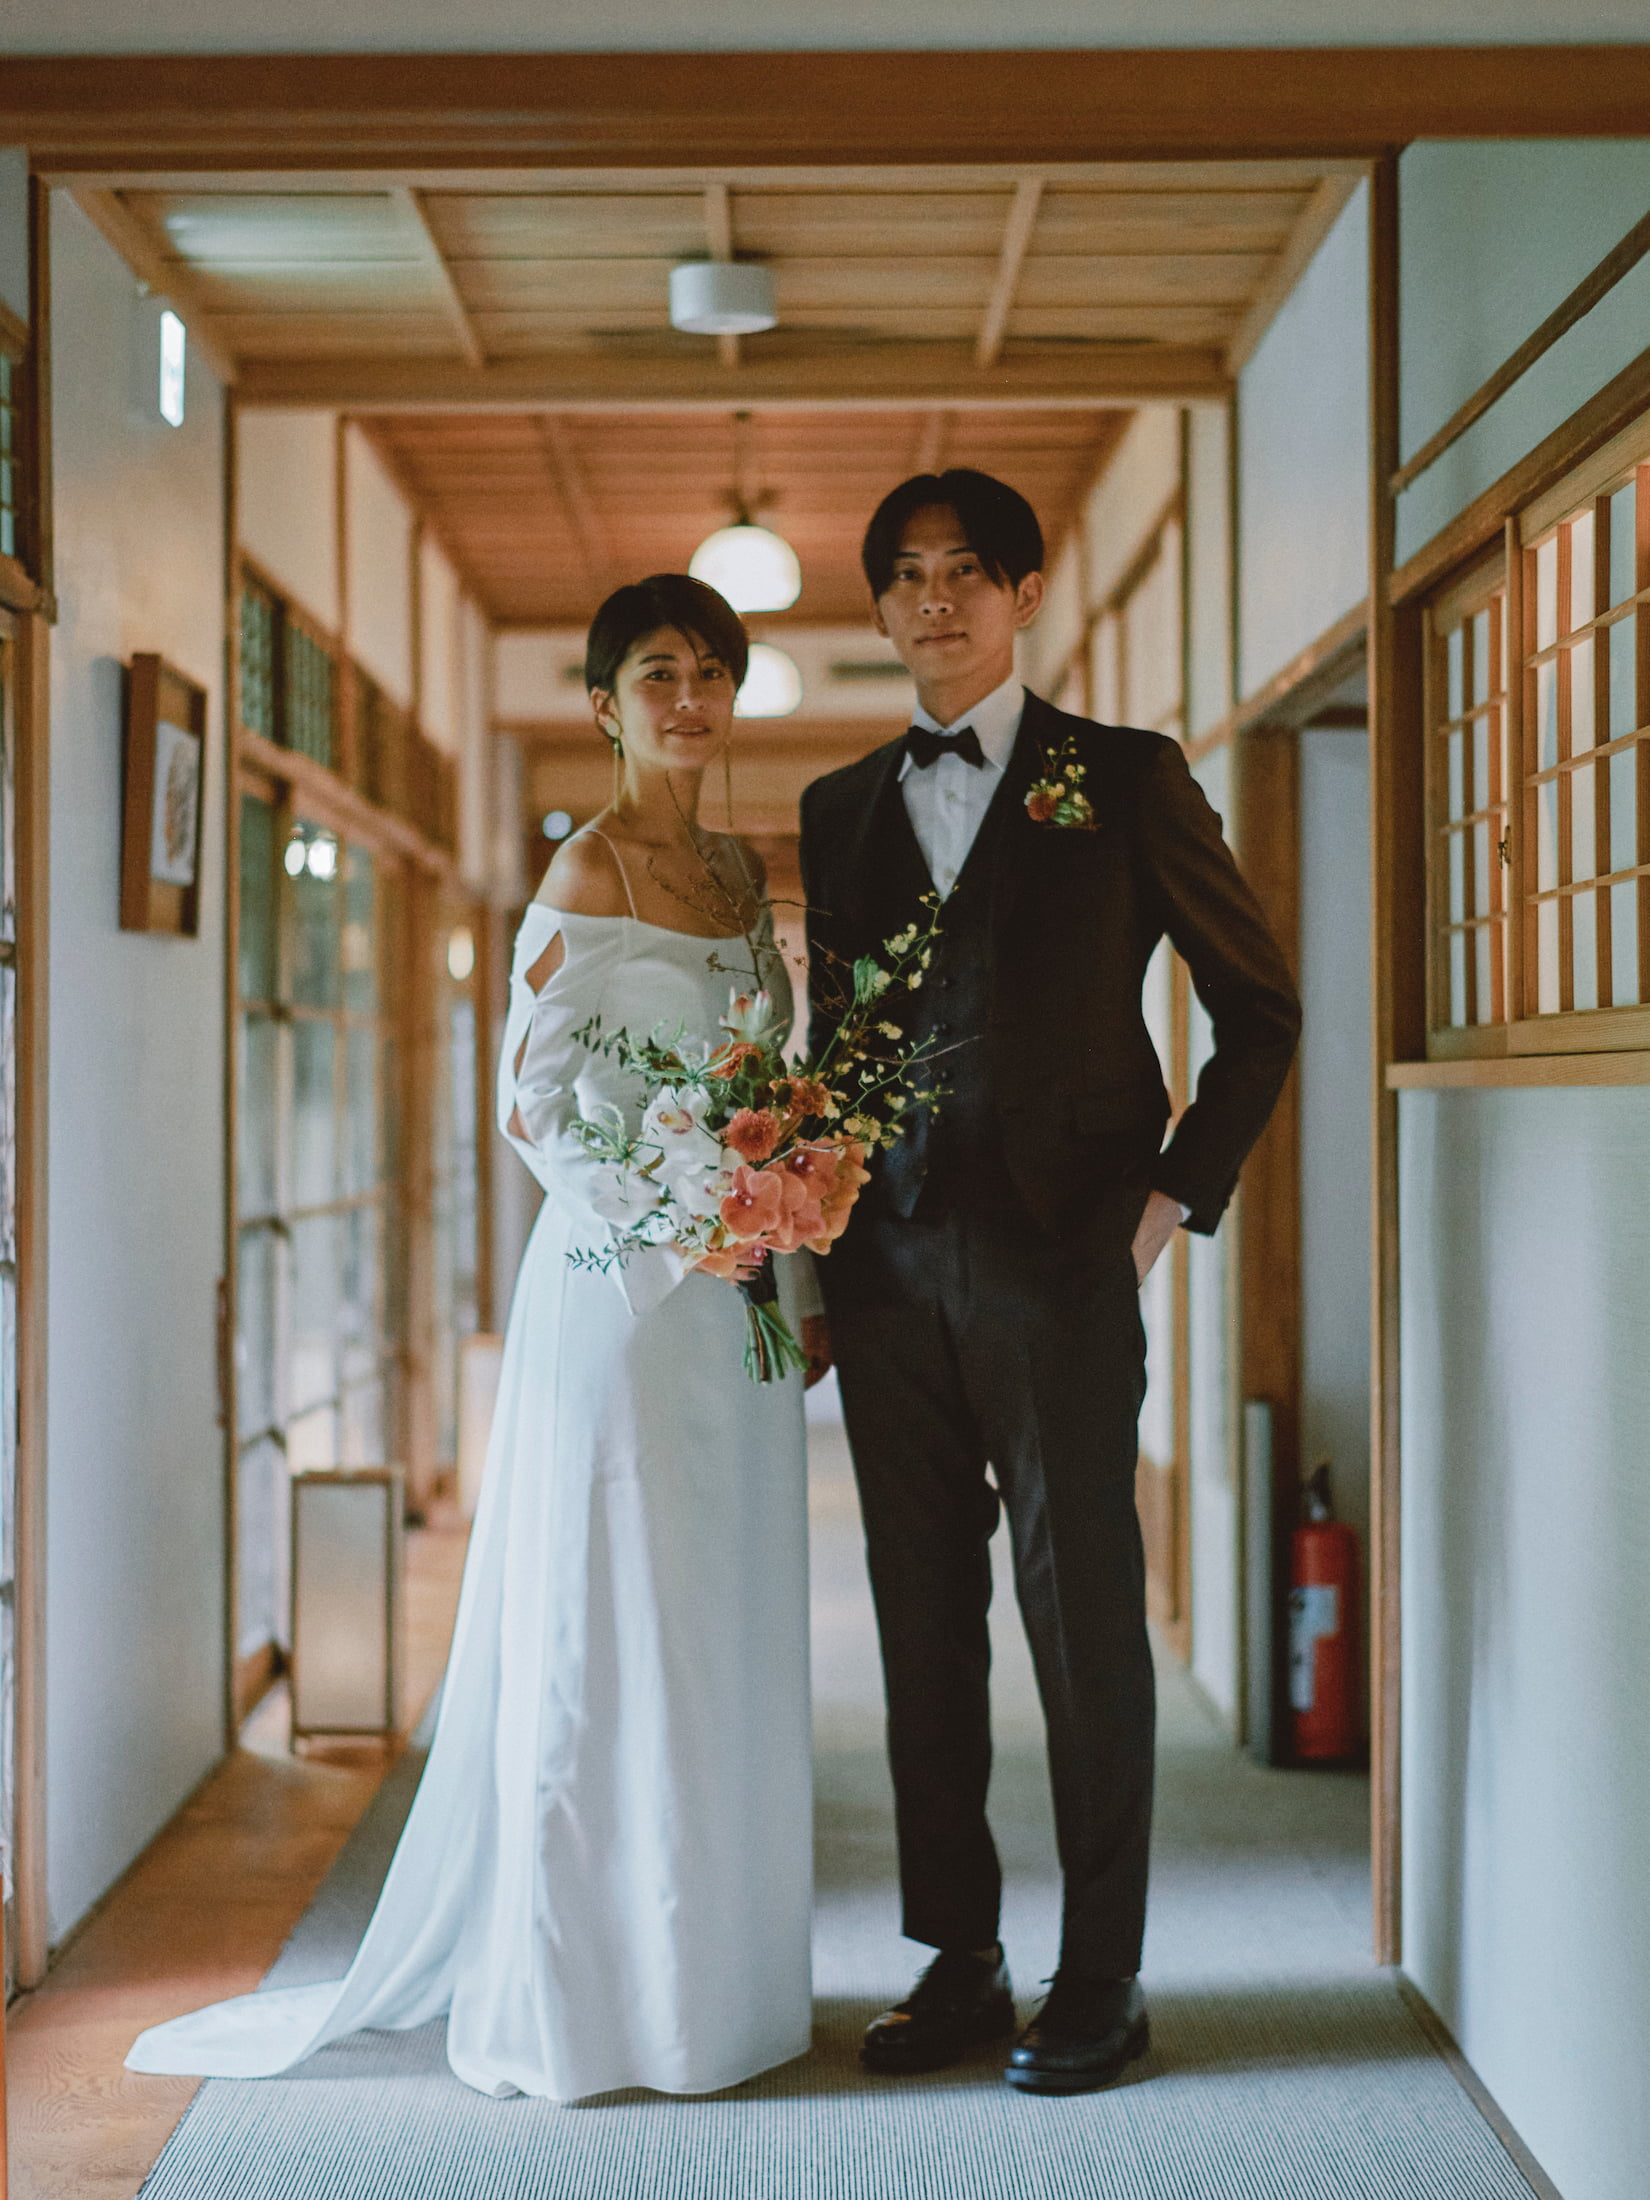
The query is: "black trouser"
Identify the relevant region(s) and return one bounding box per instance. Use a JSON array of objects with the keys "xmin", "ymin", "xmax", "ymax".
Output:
[{"xmin": 823, "ymin": 1196, "xmax": 1154, "ymax": 1981}]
